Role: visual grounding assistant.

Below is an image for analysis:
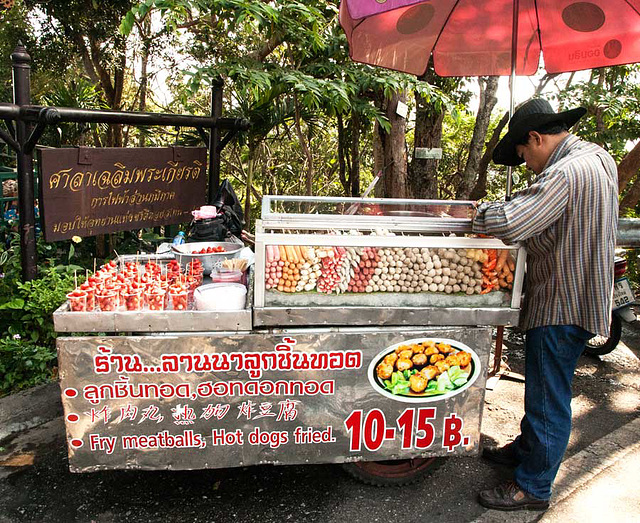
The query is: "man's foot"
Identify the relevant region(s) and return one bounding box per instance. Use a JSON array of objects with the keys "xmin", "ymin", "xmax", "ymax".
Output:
[
  {"xmin": 478, "ymin": 480, "xmax": 549, "ymax": 511},
  {"xmin": 482, "ymin": 442, "xmax": 519, "ymax": 467}
]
